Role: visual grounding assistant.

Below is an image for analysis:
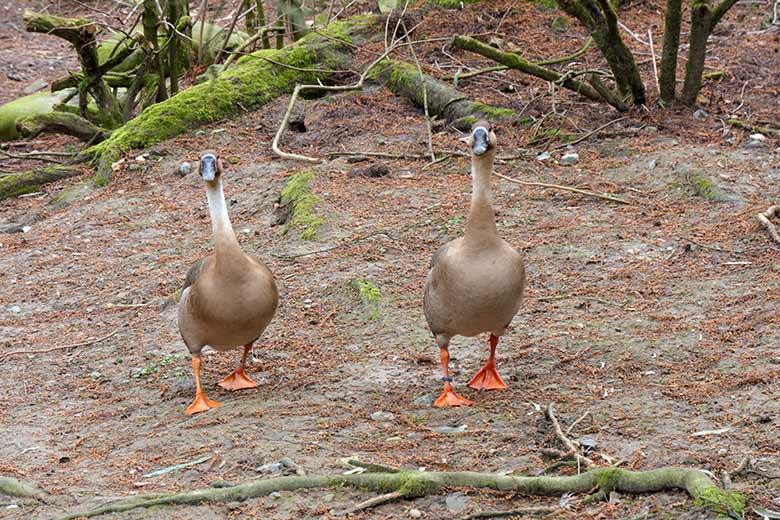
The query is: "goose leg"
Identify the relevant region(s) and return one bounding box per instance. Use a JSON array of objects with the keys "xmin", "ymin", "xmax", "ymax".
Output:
[
  {"xmin": 218, "ymin": 344, "xmax": 259, "ymax": 391},
  {"xmin": 186, "ymin": 355, "xmax": 221, "ymax": 415},
  {"xmin": 434, "ymin": 346, "xmax": 473, "ymax": 407},
  {"xmin": 468, "ymin": 334, "xmax": 508, "ymax": 390}
]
